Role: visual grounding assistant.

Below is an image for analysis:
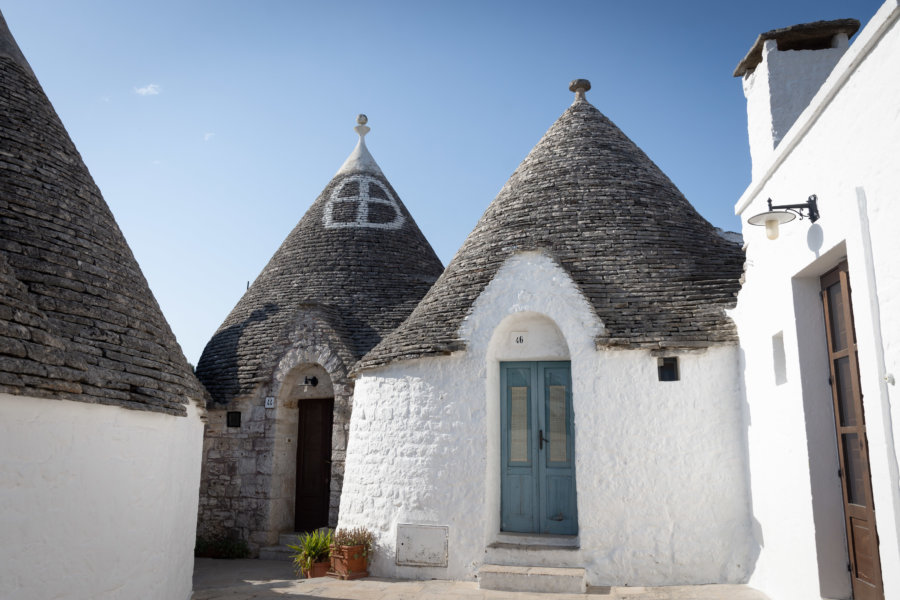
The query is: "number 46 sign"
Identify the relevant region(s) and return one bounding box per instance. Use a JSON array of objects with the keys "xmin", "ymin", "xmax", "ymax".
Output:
[{"xmin": 511, "ymin": 332, "xmax": 527, "ymax": 346}]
